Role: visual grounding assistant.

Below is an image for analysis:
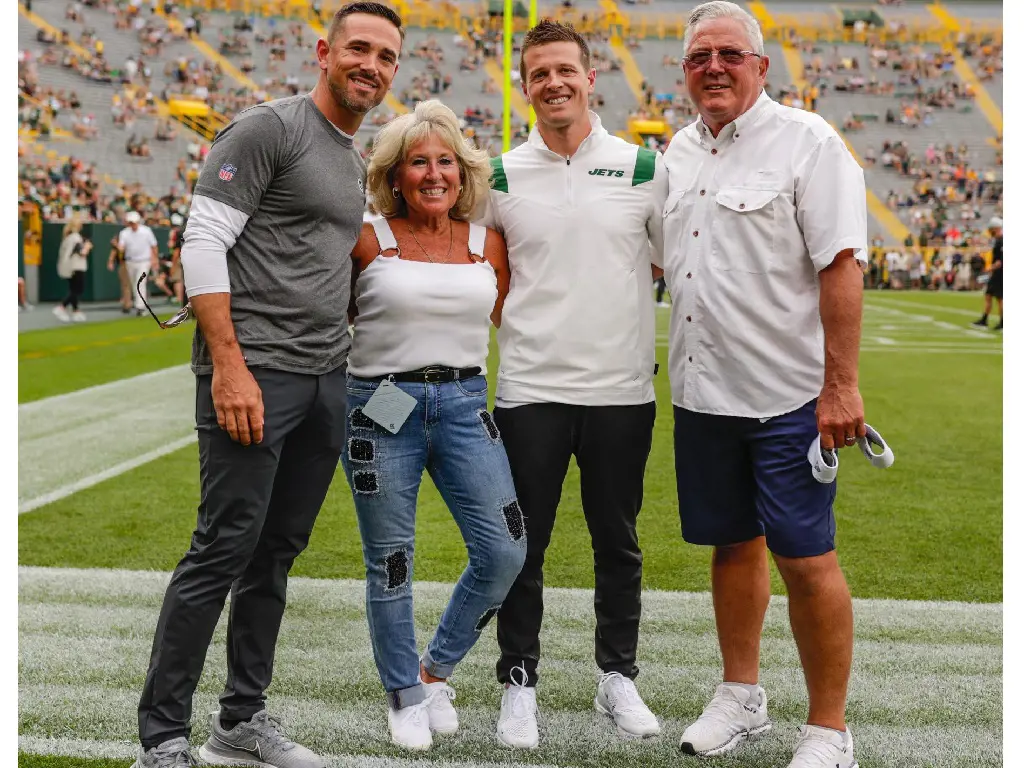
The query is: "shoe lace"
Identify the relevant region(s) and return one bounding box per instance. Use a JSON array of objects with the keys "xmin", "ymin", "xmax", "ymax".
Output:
[
  {"xmin": 700, "ymin": 688, "xmax": 746, "ymax": 728},
  {"xmin": 406, "ymin": 697, "xmax": 431, "ymax": 726},
  {"xmin": 248, "ymin": 711, "xmax": 296, "ymax": 752},
  {"xmin": 153, "ymin": 745, "xmax": 197, "ymax": 768},
  {"xmin": 507, "ymin": 663, "xmax": 536, "ymax": 719},
  {"xmin": 599, "ymin": 672, "xmax": 643, "ymax": 709},
  {"xmin": 794, "ymin": 727, "xmax": 845, "ymax": 762}
]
